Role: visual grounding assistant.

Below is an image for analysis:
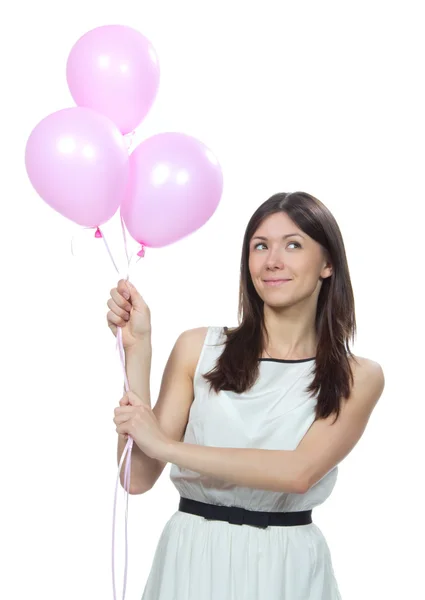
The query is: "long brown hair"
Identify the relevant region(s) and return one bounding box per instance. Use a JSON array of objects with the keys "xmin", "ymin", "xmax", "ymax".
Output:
[{"xmin": 203, "ymin": 191, "xmax": 358, "ymax": 424}]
